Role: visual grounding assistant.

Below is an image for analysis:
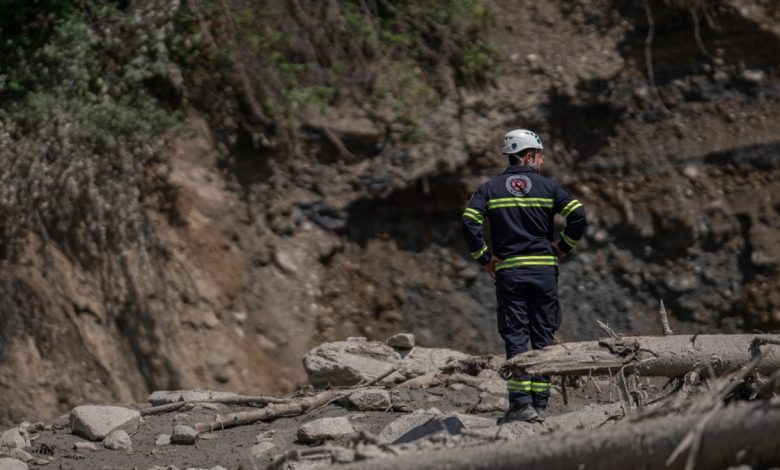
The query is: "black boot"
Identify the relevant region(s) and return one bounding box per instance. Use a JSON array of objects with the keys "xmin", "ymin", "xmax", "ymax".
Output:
[{"xmin": 497, "ymin": 404, "xmax": 539, "ymax": 424}]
